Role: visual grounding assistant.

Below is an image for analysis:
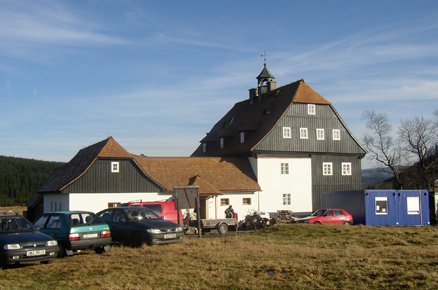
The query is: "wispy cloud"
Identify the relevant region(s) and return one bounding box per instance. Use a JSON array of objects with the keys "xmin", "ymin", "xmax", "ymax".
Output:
[{"xmin": 0, "ymin": 1, "xmax": 128, "ymax": 61}]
